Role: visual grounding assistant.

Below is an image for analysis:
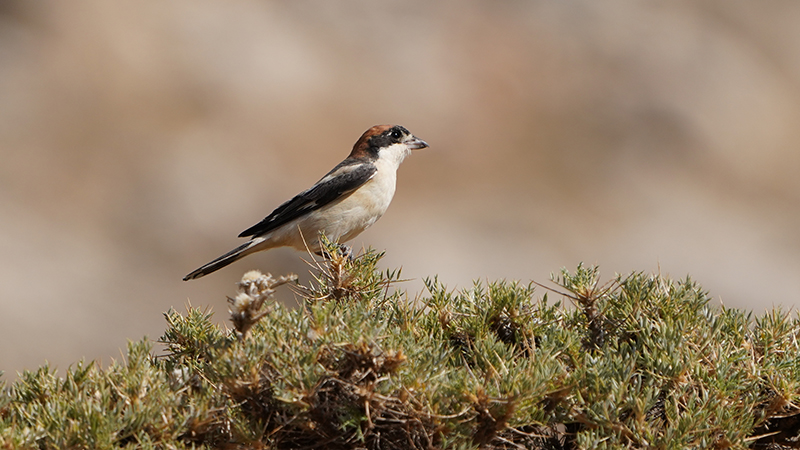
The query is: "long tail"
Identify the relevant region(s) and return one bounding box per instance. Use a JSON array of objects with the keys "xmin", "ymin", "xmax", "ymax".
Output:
[{"xmin": 183, "ymin": 238, "xmax": 266, "ymax": 281}]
